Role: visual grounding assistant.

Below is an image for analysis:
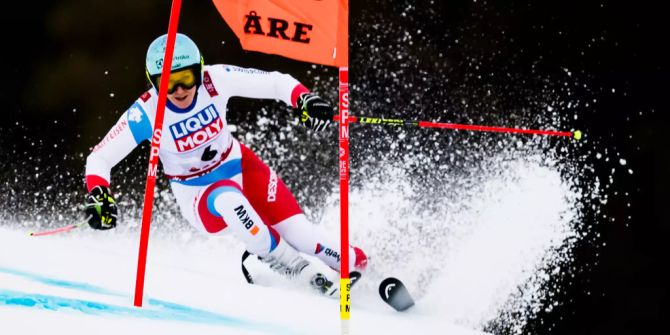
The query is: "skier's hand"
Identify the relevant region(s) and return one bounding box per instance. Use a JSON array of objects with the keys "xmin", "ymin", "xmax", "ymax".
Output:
[
  {"xmin": 294, "ymin": 93, "xmax": 333, "ymax": 132},
  {"xmin": 84, "ymin": 186, "xmax": 118, "ymax": 230}
]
